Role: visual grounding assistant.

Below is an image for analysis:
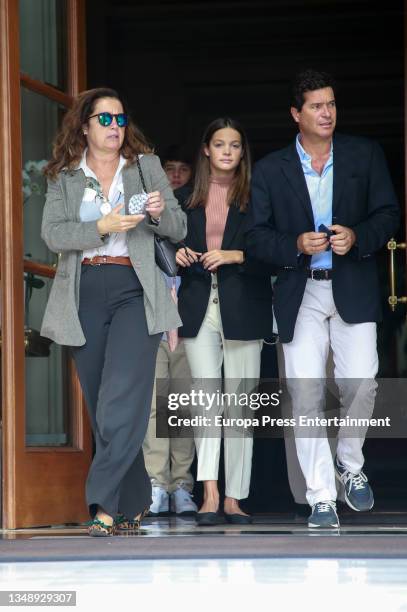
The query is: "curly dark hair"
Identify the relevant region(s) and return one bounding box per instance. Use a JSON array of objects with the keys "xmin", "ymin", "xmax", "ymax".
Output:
[
  {"xmin": 291, "ymin": 69, "xmax": 336, "ymax": 111},
  {"xmin": 44, "ymin": 87, "xmax": 153, "ymax": 179}
]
